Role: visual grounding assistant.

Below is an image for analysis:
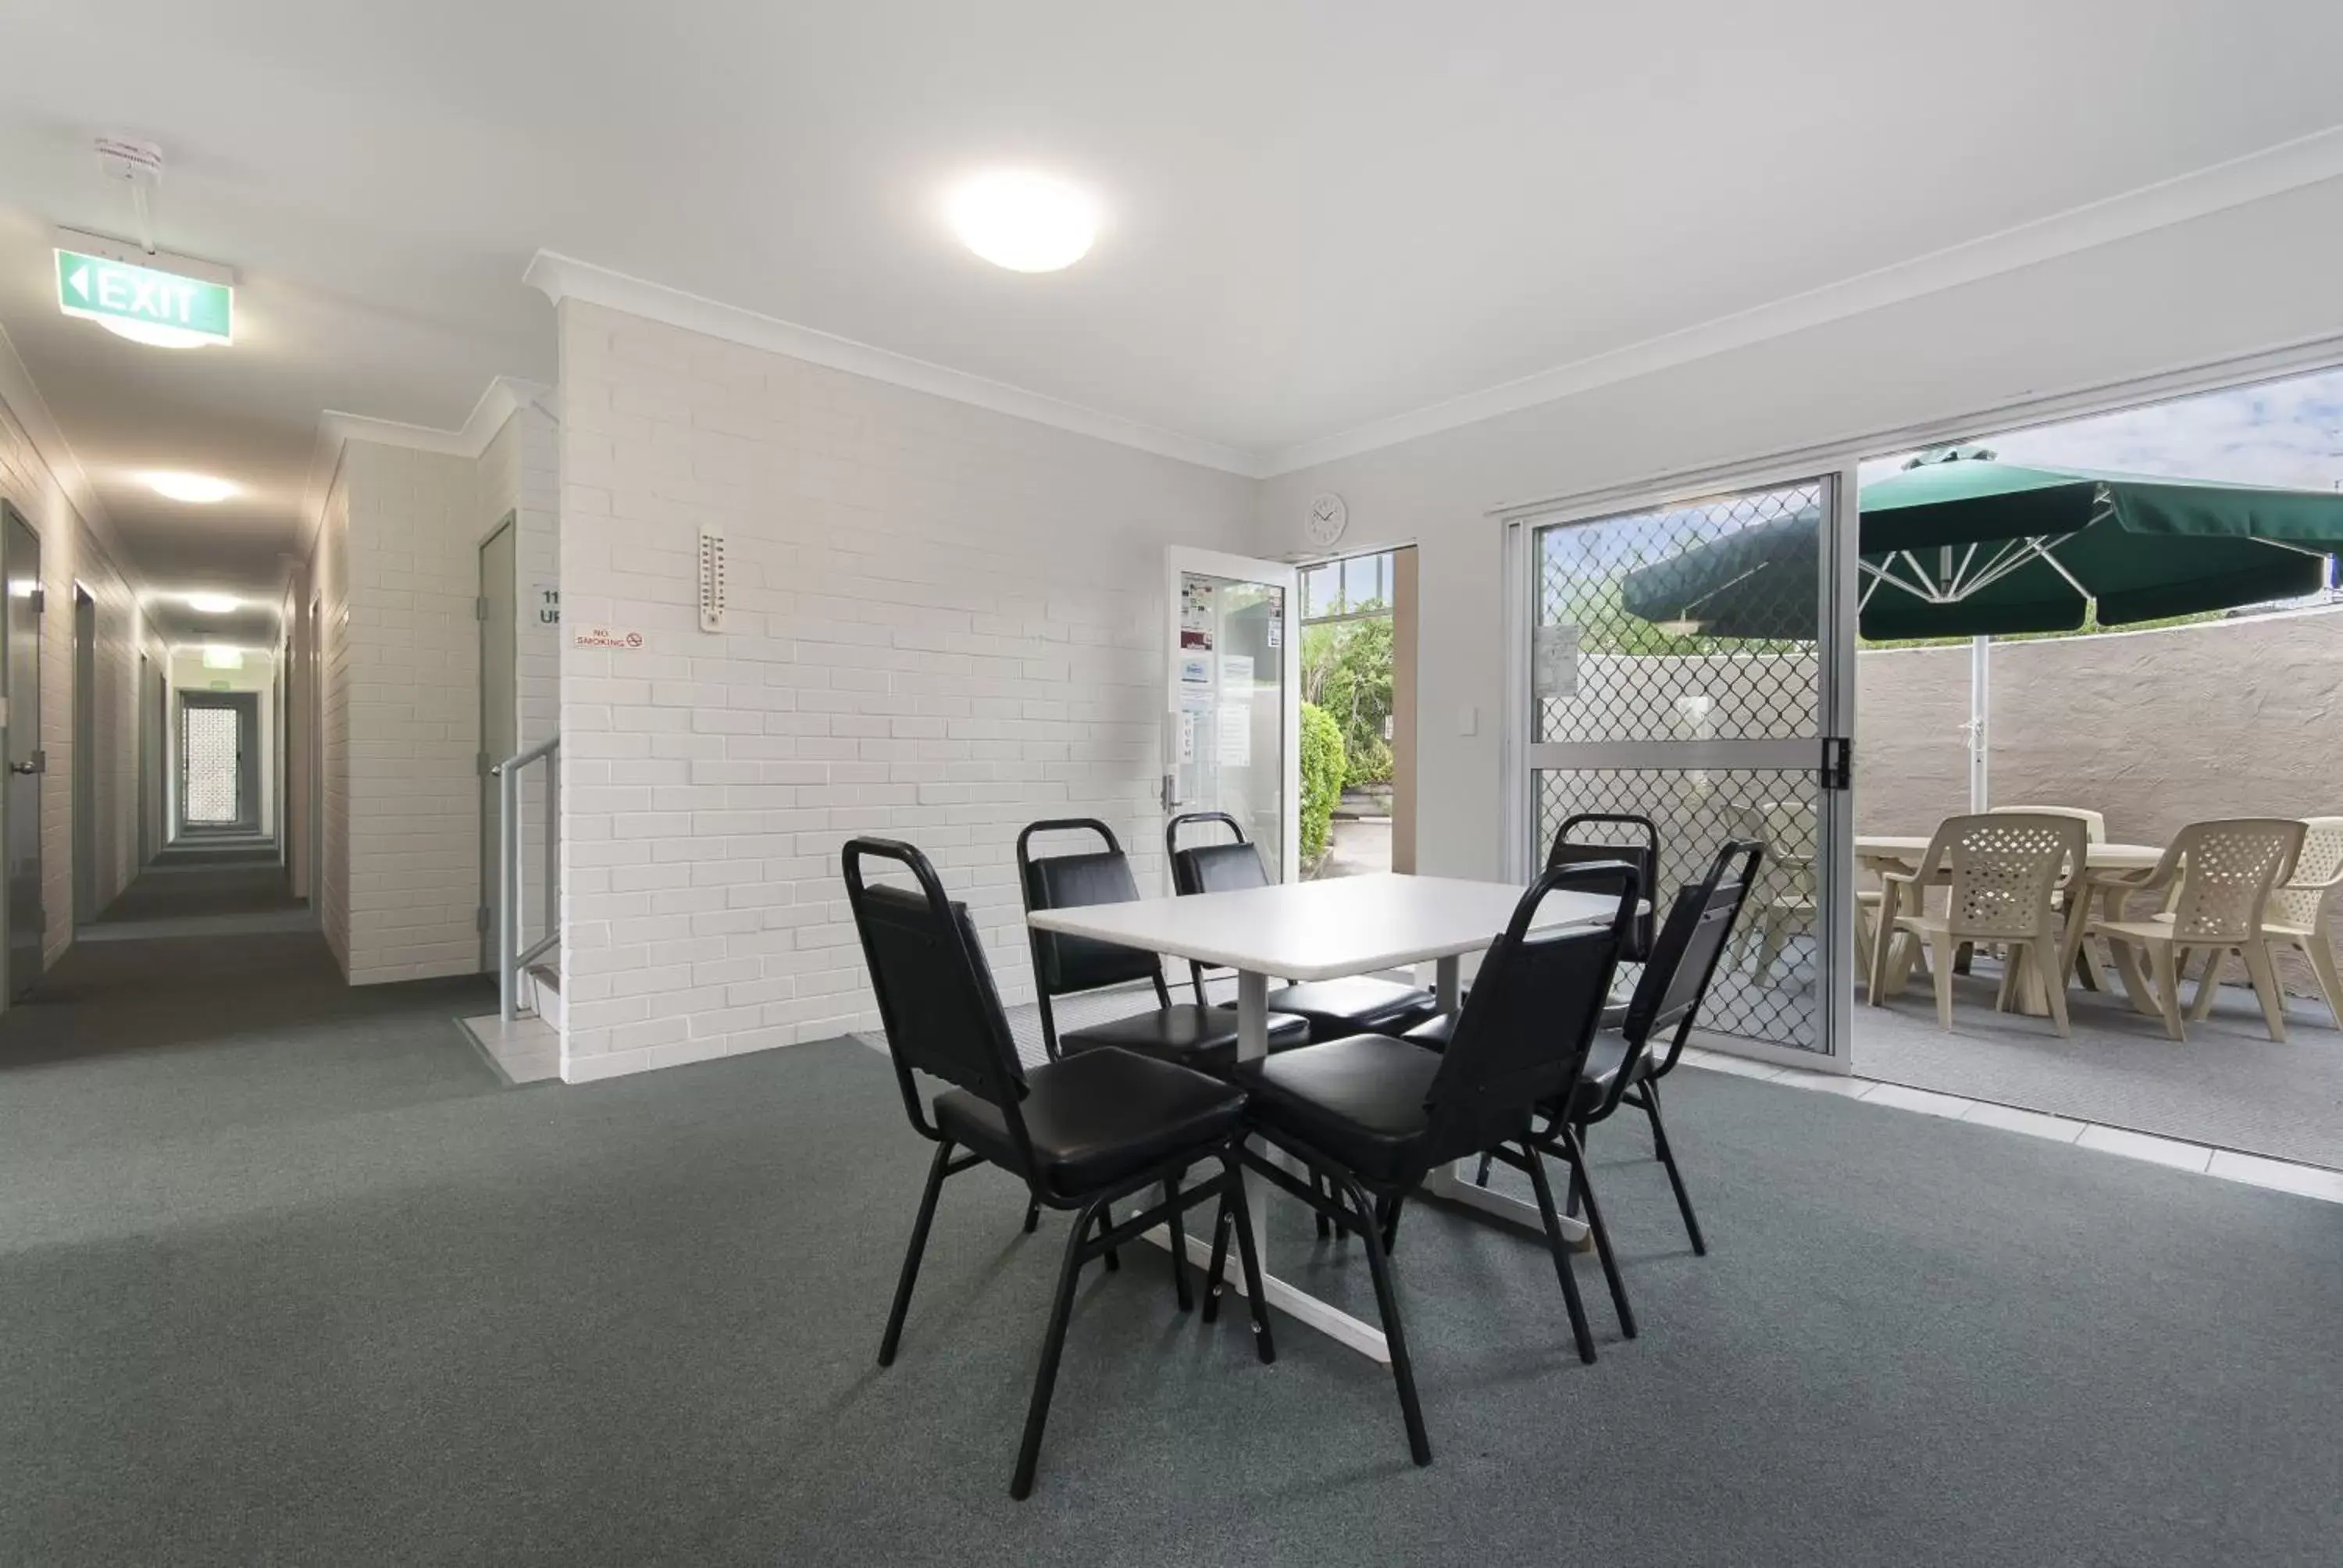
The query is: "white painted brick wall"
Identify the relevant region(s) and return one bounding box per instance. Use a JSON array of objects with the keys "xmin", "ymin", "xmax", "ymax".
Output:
[
  {"xmin": 0, "ymin": 387, "xmax": 158, "ymax": 966},
  {"xmin": 328, "ymin": 440, "xmax": 490, "ymax": 983},
  {"xmin": 555, "ymin": 301, "xmax": 1254, "ymax": 1081},
  {"xmin": 316, "ymin": 458, "xmax": 353, "ymax": 971}
]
